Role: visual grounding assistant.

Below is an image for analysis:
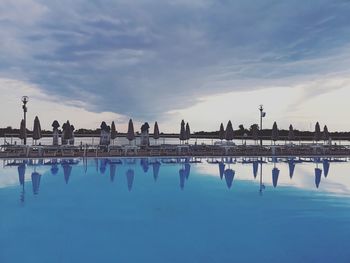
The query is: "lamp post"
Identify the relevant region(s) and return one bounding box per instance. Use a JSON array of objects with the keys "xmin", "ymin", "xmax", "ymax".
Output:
[
  {"xmin": 259, "ymin": 105, "xmax": 266, "ymax": 147},
  {"xmin": 21, "ymin": 96, "xmax": 29, "ymax": 145}
]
